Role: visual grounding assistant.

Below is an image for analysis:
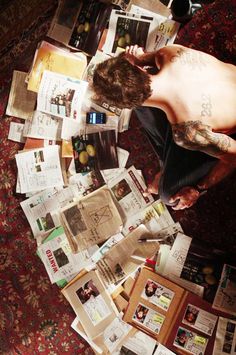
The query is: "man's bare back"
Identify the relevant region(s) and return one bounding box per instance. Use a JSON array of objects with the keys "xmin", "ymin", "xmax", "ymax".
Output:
[{"xmin": 139, "ymin": 45, "xmax": 236, "ymax": 164}]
